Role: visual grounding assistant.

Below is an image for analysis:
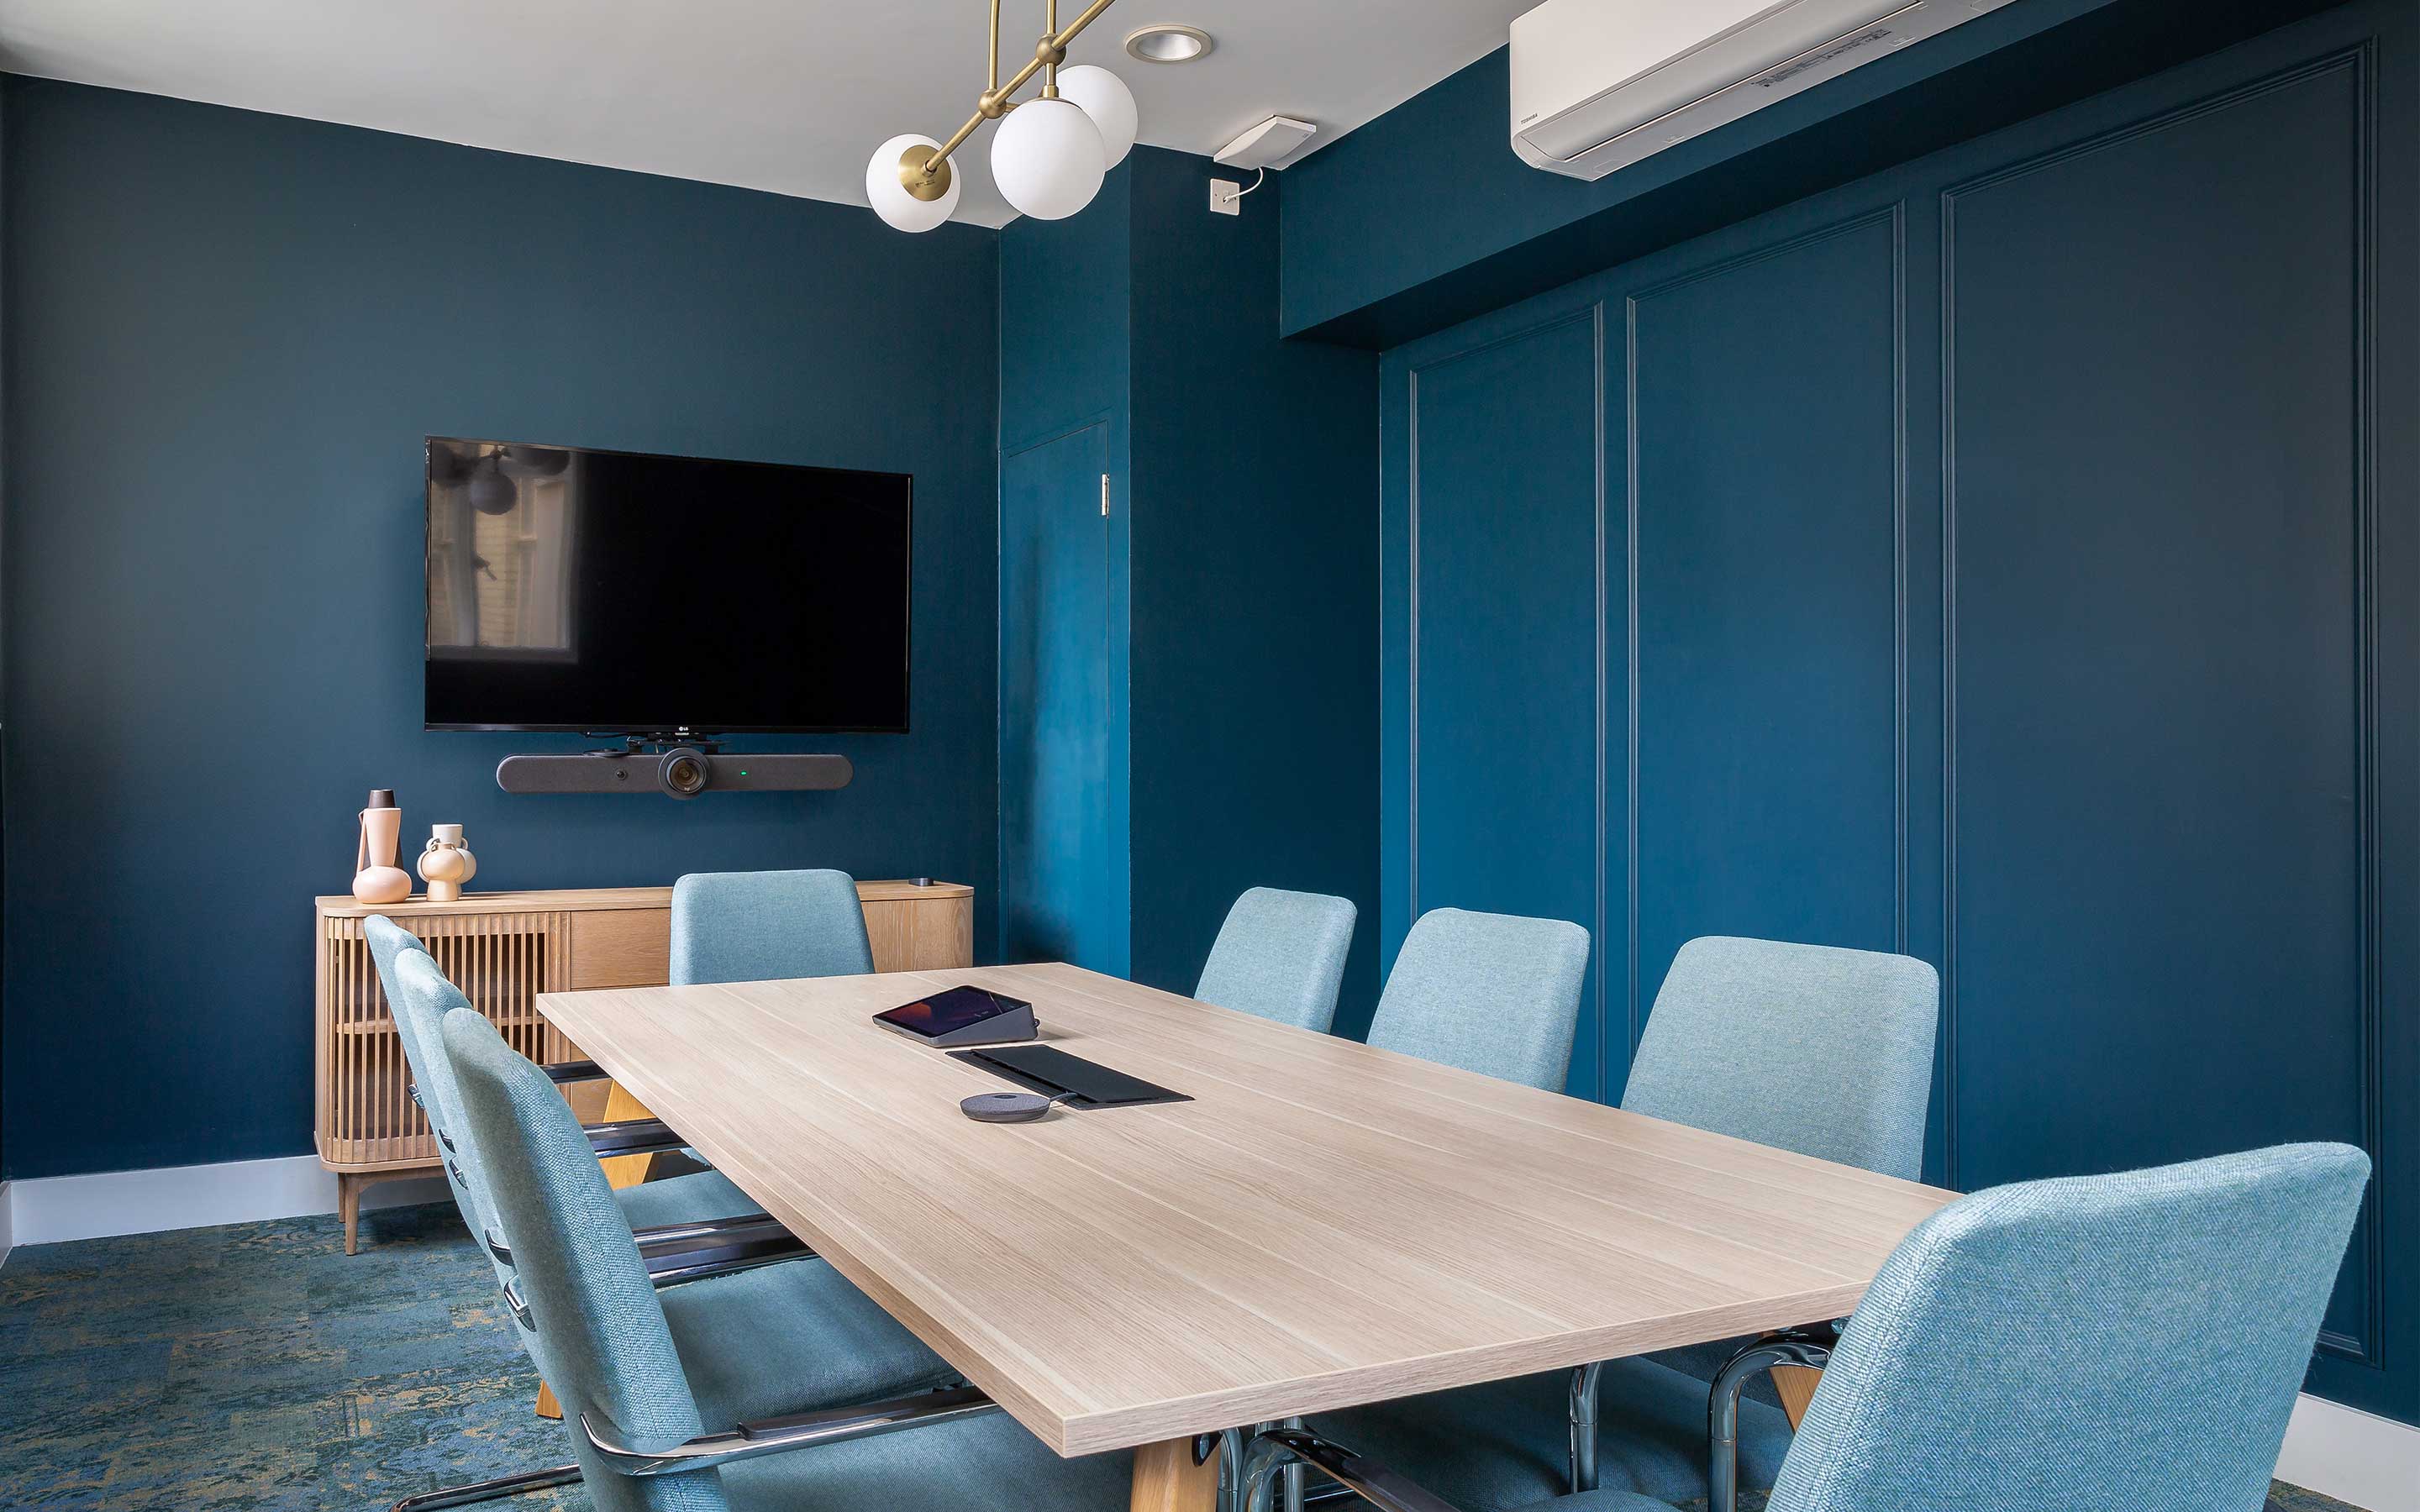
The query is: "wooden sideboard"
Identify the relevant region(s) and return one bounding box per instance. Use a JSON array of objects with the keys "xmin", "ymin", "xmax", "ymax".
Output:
[{"xmin": 313, "ymin": 880, "xmax": 975, "ymax": 1251}]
